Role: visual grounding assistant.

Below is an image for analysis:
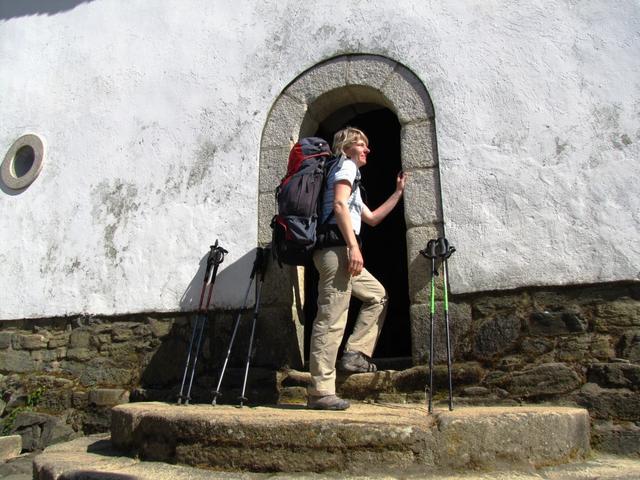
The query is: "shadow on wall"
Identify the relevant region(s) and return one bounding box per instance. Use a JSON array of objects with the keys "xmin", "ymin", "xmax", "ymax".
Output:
[
  {"xmin": 179, "ymin": 247, "xmax": 258, "ymax": 312},
  {"xmin": 0, "ymin": 0, "xmax": 95, "ymax": 19},
  {"xmin": 141, "ymin": 248, "xmax": 271, "ymax": 403}
]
